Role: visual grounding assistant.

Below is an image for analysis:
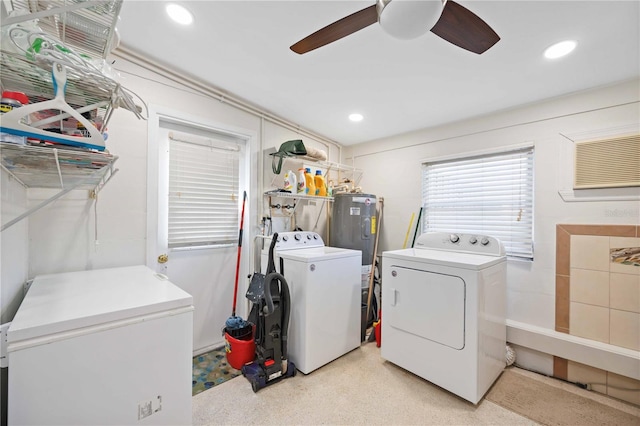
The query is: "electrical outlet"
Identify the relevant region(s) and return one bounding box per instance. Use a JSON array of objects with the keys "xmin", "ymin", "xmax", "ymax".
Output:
[
  {"xmin": 138, "ymin": 395, "xmax": 162, "ymax": 420},
  {"xmin": 1, "ymin": 322, "xmax": 11, "ymax": 368}
]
